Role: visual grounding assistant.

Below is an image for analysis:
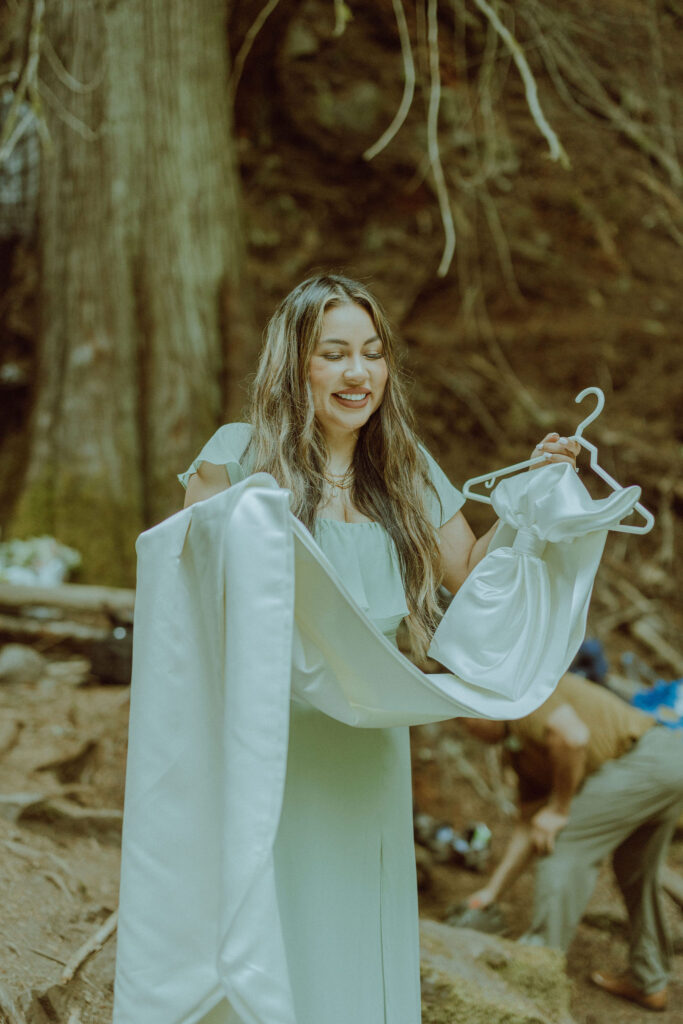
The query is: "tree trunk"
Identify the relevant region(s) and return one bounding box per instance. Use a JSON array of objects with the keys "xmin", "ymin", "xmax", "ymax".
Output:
[{"xmin": 8, "ymin": 0, "xmax": 246, "ymax": 584}]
